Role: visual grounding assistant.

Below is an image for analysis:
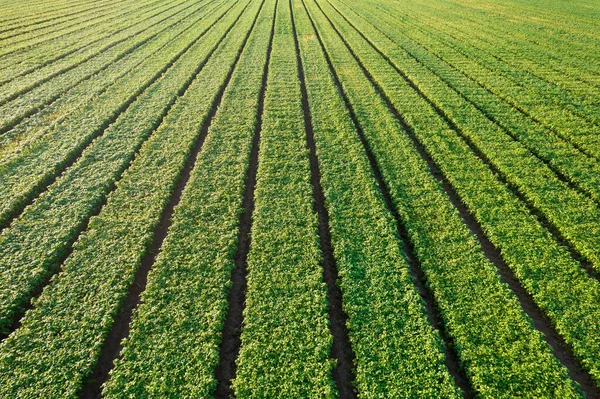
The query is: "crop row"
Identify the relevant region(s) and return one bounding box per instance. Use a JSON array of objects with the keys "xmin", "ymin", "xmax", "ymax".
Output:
[
  {"xmin": 0, "ymin": 0, "xmax": 102, "ymax": 30},
  {"xmin": 369, "ymin": 0, "xmax": 600, "ymax": 143},
  {"xmin": 232, "ymin": 0, "xmax": 334, "ymax": 396},
  {"xmin": 0, "ymin": 0, "xmax": 222, "ymax": 157},
  {"xmin": 0, "ymin": 0, "xmax": 115, "ymax": 38},
  {"xmin": 0, "ymin": 0, "xmax": 171, "ymax": 83},
  {"xmin": 0, "ymin": 5, "xmax": 220, "ymax": 170},
  {"xmin": 0, "ymin": 0, "xmax": 119, "ymax": 41},
  {"xmin": 385, "ymin": 0, "xmax": 600, "ymax": 77},
  {"xmin": 293, "ymin": 0, "xmax": 461, "ymax": 396},
  {"xmin": 0, "ymin": 0, "xmax": 219, "ymax": 163},
  {"xmin": 412, "ymin": 4, "xmax": 600, "ymax": 125},
  {"xmin": 329, "ymin": 0, "xmax": 600, "ymax": 276},
  {"xmin": 329, "ymin": 0, "xmax": 600, "ymax": 204},
  {"xmin": 0, "ymin": 0, "xmax": 234, "ymax": 229},
  {"xmin": 0, "ymin": 0, "xmax": 242, "ymax": 335},
  {"xmin": 0, "ymin": 0, "xmax": 135, "ymax": 48},
  {"xmin": 0, "ymin": 3, "xmax": 185, "ymax": 95},
  {"xmin": 103, "ymin": 0, "xmax": 275, "ymax": 394},
  {"xmin": 305, "ymin": 0, "xmax": 581, "ymax": 396},
  {"xmin": 463, "ymin": 0, "xmax": 600, "ymax": 44},
  {"xmin": 316, "ymin": 0, "xmax": 600, "ymax": 388},
  {"xmin": 449, "ymin": 17, "xmax": 600, "ymax": 99},
  {"xmin": 0, "ymin": 0, "xmax": 184, "ymax": 86},
  {"xmin": 0, "ymin": 0, "xmax": 260, "ymax": 396},
  {"xmin": 401, "ymin": 0, "xmax": 600, "ymax": 91},
  {"xmin": 0, "ymin": 0, "xmax": 161, "ymax": 64},
  {"xmin": 0, "ymin": 0, "xmax": 216, "ymax": 134},
  {"xmin": 0, "ymin": 0, "xmax": 114, "ymax": 37}
]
